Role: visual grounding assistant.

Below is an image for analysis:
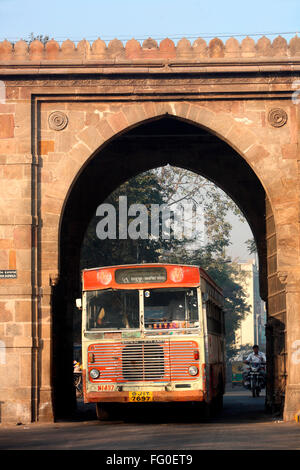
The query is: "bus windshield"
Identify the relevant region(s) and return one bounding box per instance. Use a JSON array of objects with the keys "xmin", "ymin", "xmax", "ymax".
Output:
[
  {"xmin": 86, "ymin": 289, "xmax": 139, "ymax": 330},
  {"xmin": 144, "ymin": 288, "xmax": 199, "ymax": 329}
]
